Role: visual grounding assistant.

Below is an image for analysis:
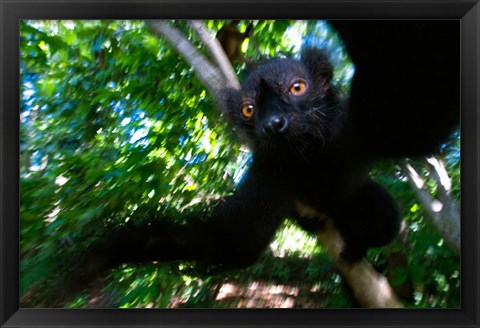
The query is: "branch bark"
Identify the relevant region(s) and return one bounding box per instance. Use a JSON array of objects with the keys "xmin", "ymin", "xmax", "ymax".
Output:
[
  {"xmin": 188, "ymin": 20, "xmax": 240, "ymax": 89},
  {"xmin": 402, "ymin": 159, "xmax": 460, "ymax": 253},
  {"xmin": 293, "ymin": 202, "xmax": 402, "ymax": 308},
  {"xmin": 317, "ymin": 222, "xmax": 402, "ymax": 307},
  {"xmin": 147, "ymin": 20, "xmax": 240, "ymax": 113}
]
